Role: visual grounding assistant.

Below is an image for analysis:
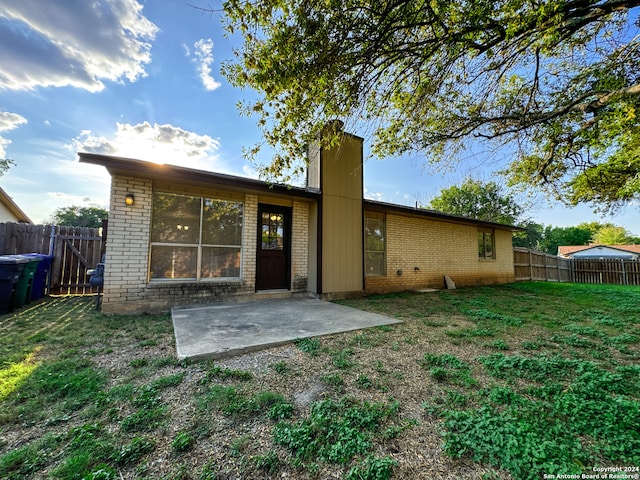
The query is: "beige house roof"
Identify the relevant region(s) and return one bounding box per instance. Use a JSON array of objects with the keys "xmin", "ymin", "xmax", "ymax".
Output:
[{"xmin": 0, "ymin": 186, "xmax": 32, "ymax": 223}]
